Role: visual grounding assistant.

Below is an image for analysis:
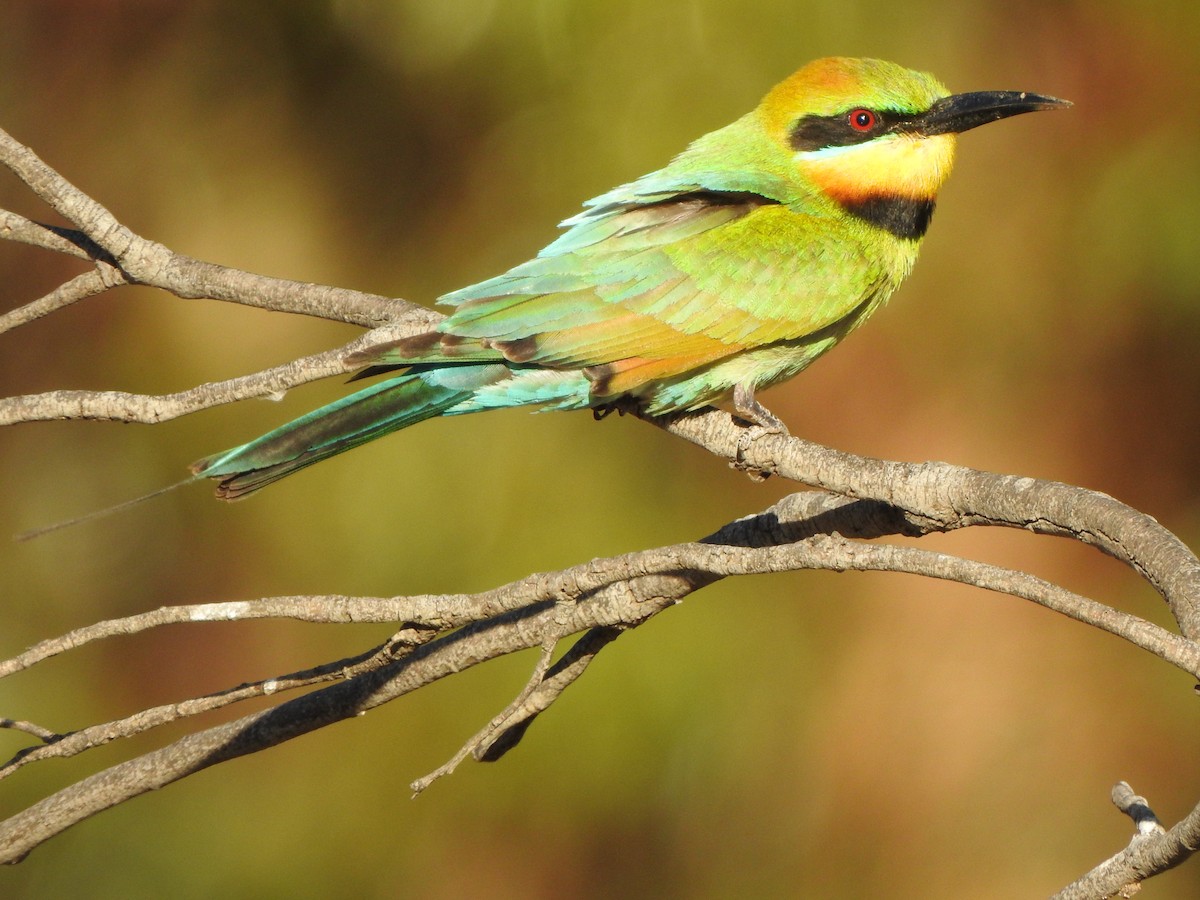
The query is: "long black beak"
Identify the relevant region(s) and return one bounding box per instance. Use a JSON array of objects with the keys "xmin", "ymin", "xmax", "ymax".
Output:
[{"xmin": 914, "ymin": 91, "xmax": 1072, "ymax": 136}]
